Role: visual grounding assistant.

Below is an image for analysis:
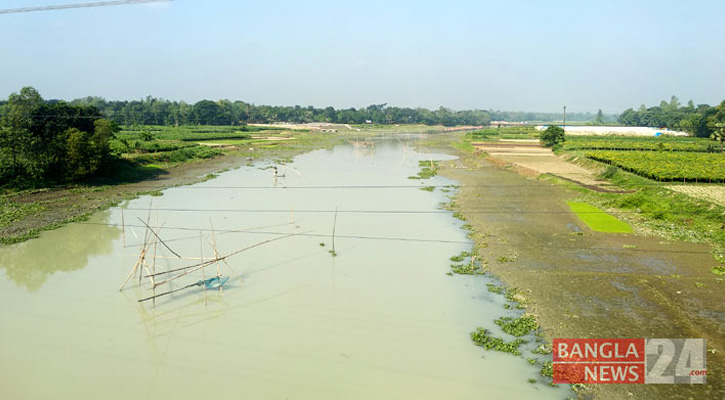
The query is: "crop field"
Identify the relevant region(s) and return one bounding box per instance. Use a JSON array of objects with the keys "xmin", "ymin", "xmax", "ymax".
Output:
[
  {"xmin": 465, "ymin": 126, "xmax": 539, "ymax": 141},
  {"xmin": 665, "ymin": 185, "xmax": 725, "ymax": 206},
  {"xmin": 563, "ymin": 135, "xmax": 714, "ymax": 152},
  {"xmin": 586, "ymin": 151, "xmax": 725, "ymax": 182},
  {"xmin": 108, "ymin": 125, "xmax": 292, "ymax": 165},
  {"xmin": 117, "ymin": 125, "xmax": 284, "ymax": 141}
]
